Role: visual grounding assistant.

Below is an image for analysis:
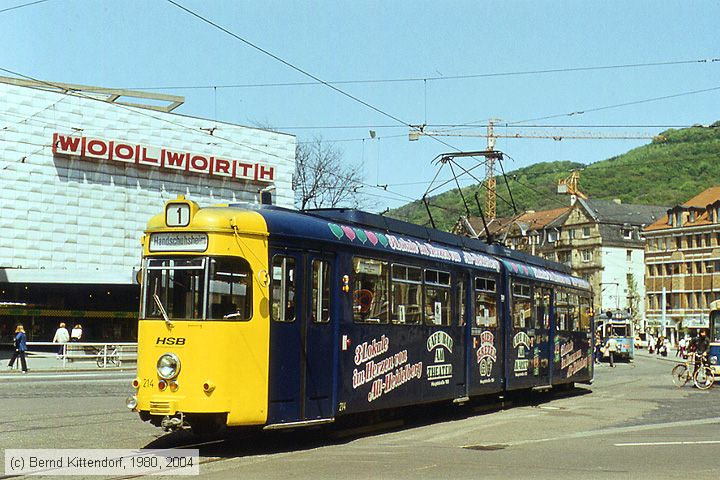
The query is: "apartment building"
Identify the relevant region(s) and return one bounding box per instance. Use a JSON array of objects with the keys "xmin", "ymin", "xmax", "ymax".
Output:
[{"xmin": 643, "ymin": 187, "xmax": 720, "ymax": 340}]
